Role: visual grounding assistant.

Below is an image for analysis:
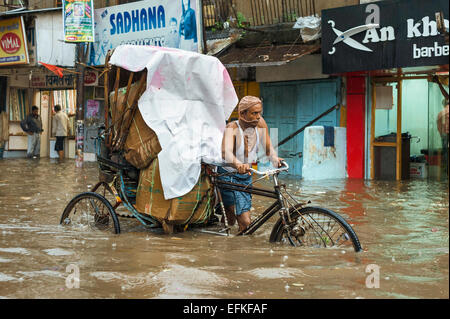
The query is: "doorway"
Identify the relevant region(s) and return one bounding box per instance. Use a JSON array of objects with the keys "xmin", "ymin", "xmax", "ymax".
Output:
[
  {"xmin": 261, "ymin": 79, "xmax": 340, "ymax": 176},
  {"xmin": 34, "ymin": 89, "xmax": 76, "ymax": 158},
  {"xmin": 370, "ymin": 76, "xmax": 449, "ymax": 181}
]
